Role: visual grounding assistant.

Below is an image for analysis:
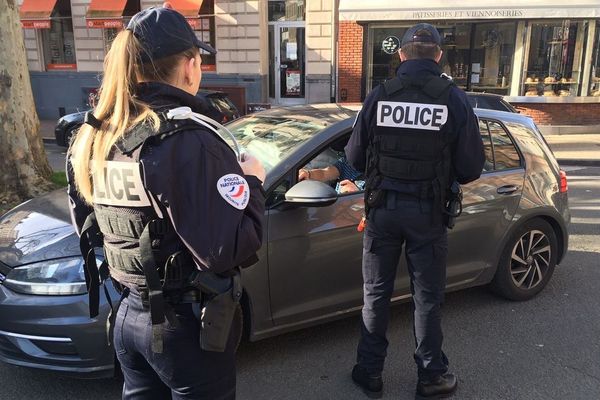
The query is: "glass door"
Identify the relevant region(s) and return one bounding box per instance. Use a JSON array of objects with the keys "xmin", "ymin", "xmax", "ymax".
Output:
[{"xmin": 269, "ymin": 22, "xmax": 306, "ymax": 105}]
